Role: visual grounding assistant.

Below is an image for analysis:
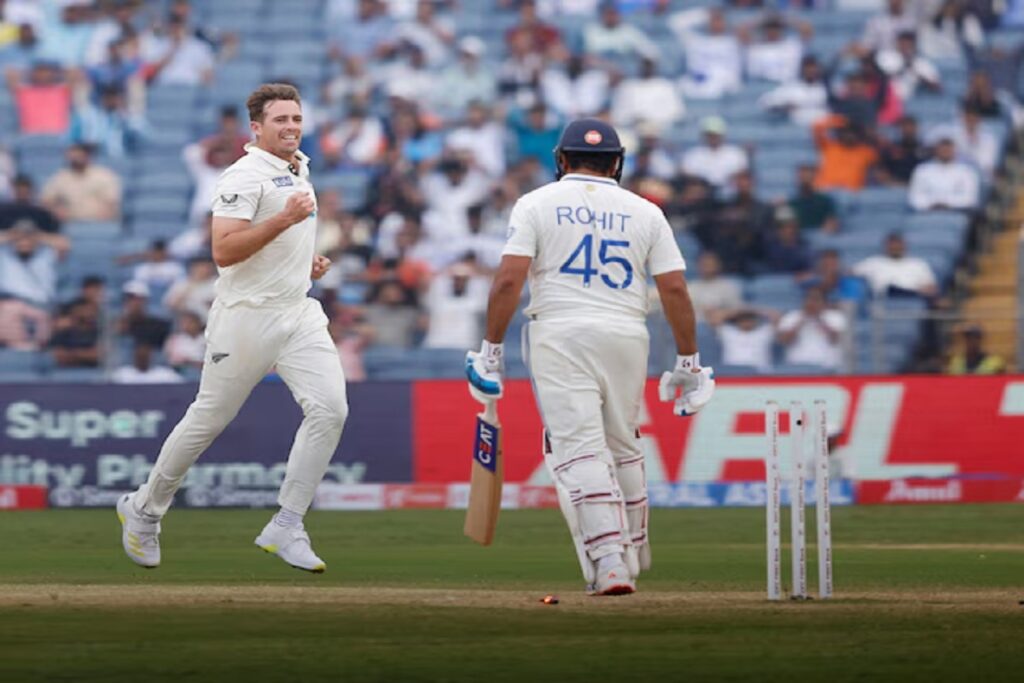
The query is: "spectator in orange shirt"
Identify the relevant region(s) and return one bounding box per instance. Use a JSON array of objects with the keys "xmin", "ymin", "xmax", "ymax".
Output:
[{"xmin": 813, "ymin": 115, "xmax": 878, "ymax": 191}]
